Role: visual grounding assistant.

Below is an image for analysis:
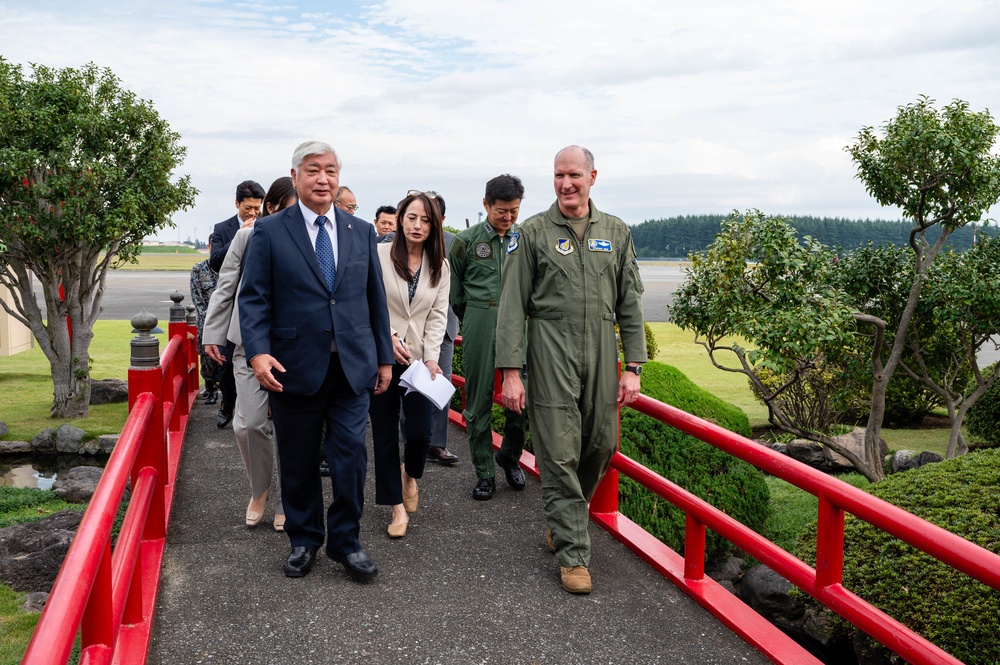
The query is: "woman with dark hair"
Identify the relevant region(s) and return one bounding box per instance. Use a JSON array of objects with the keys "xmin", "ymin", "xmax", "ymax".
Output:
[
  {"xmin": 262, "ymin": 176, "xmax": 296, "ymax": 217},
  {"xmin": 370, "ymin": 191, "xmax": 450, "ymax": 538}
]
